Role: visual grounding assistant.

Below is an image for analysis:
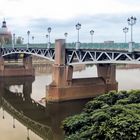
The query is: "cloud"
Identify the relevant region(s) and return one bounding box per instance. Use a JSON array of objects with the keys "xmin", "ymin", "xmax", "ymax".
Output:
[
  {"xmin": 1, "ymin": 0, "xmax": 140, "ymax": 20},
  {"xmin": 4, "ymin": 13, "xmax": 138, "ymax": 43},
  {"xmin": 0, "ymin": 0, "xmax": 140, "ymax": 43}
]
